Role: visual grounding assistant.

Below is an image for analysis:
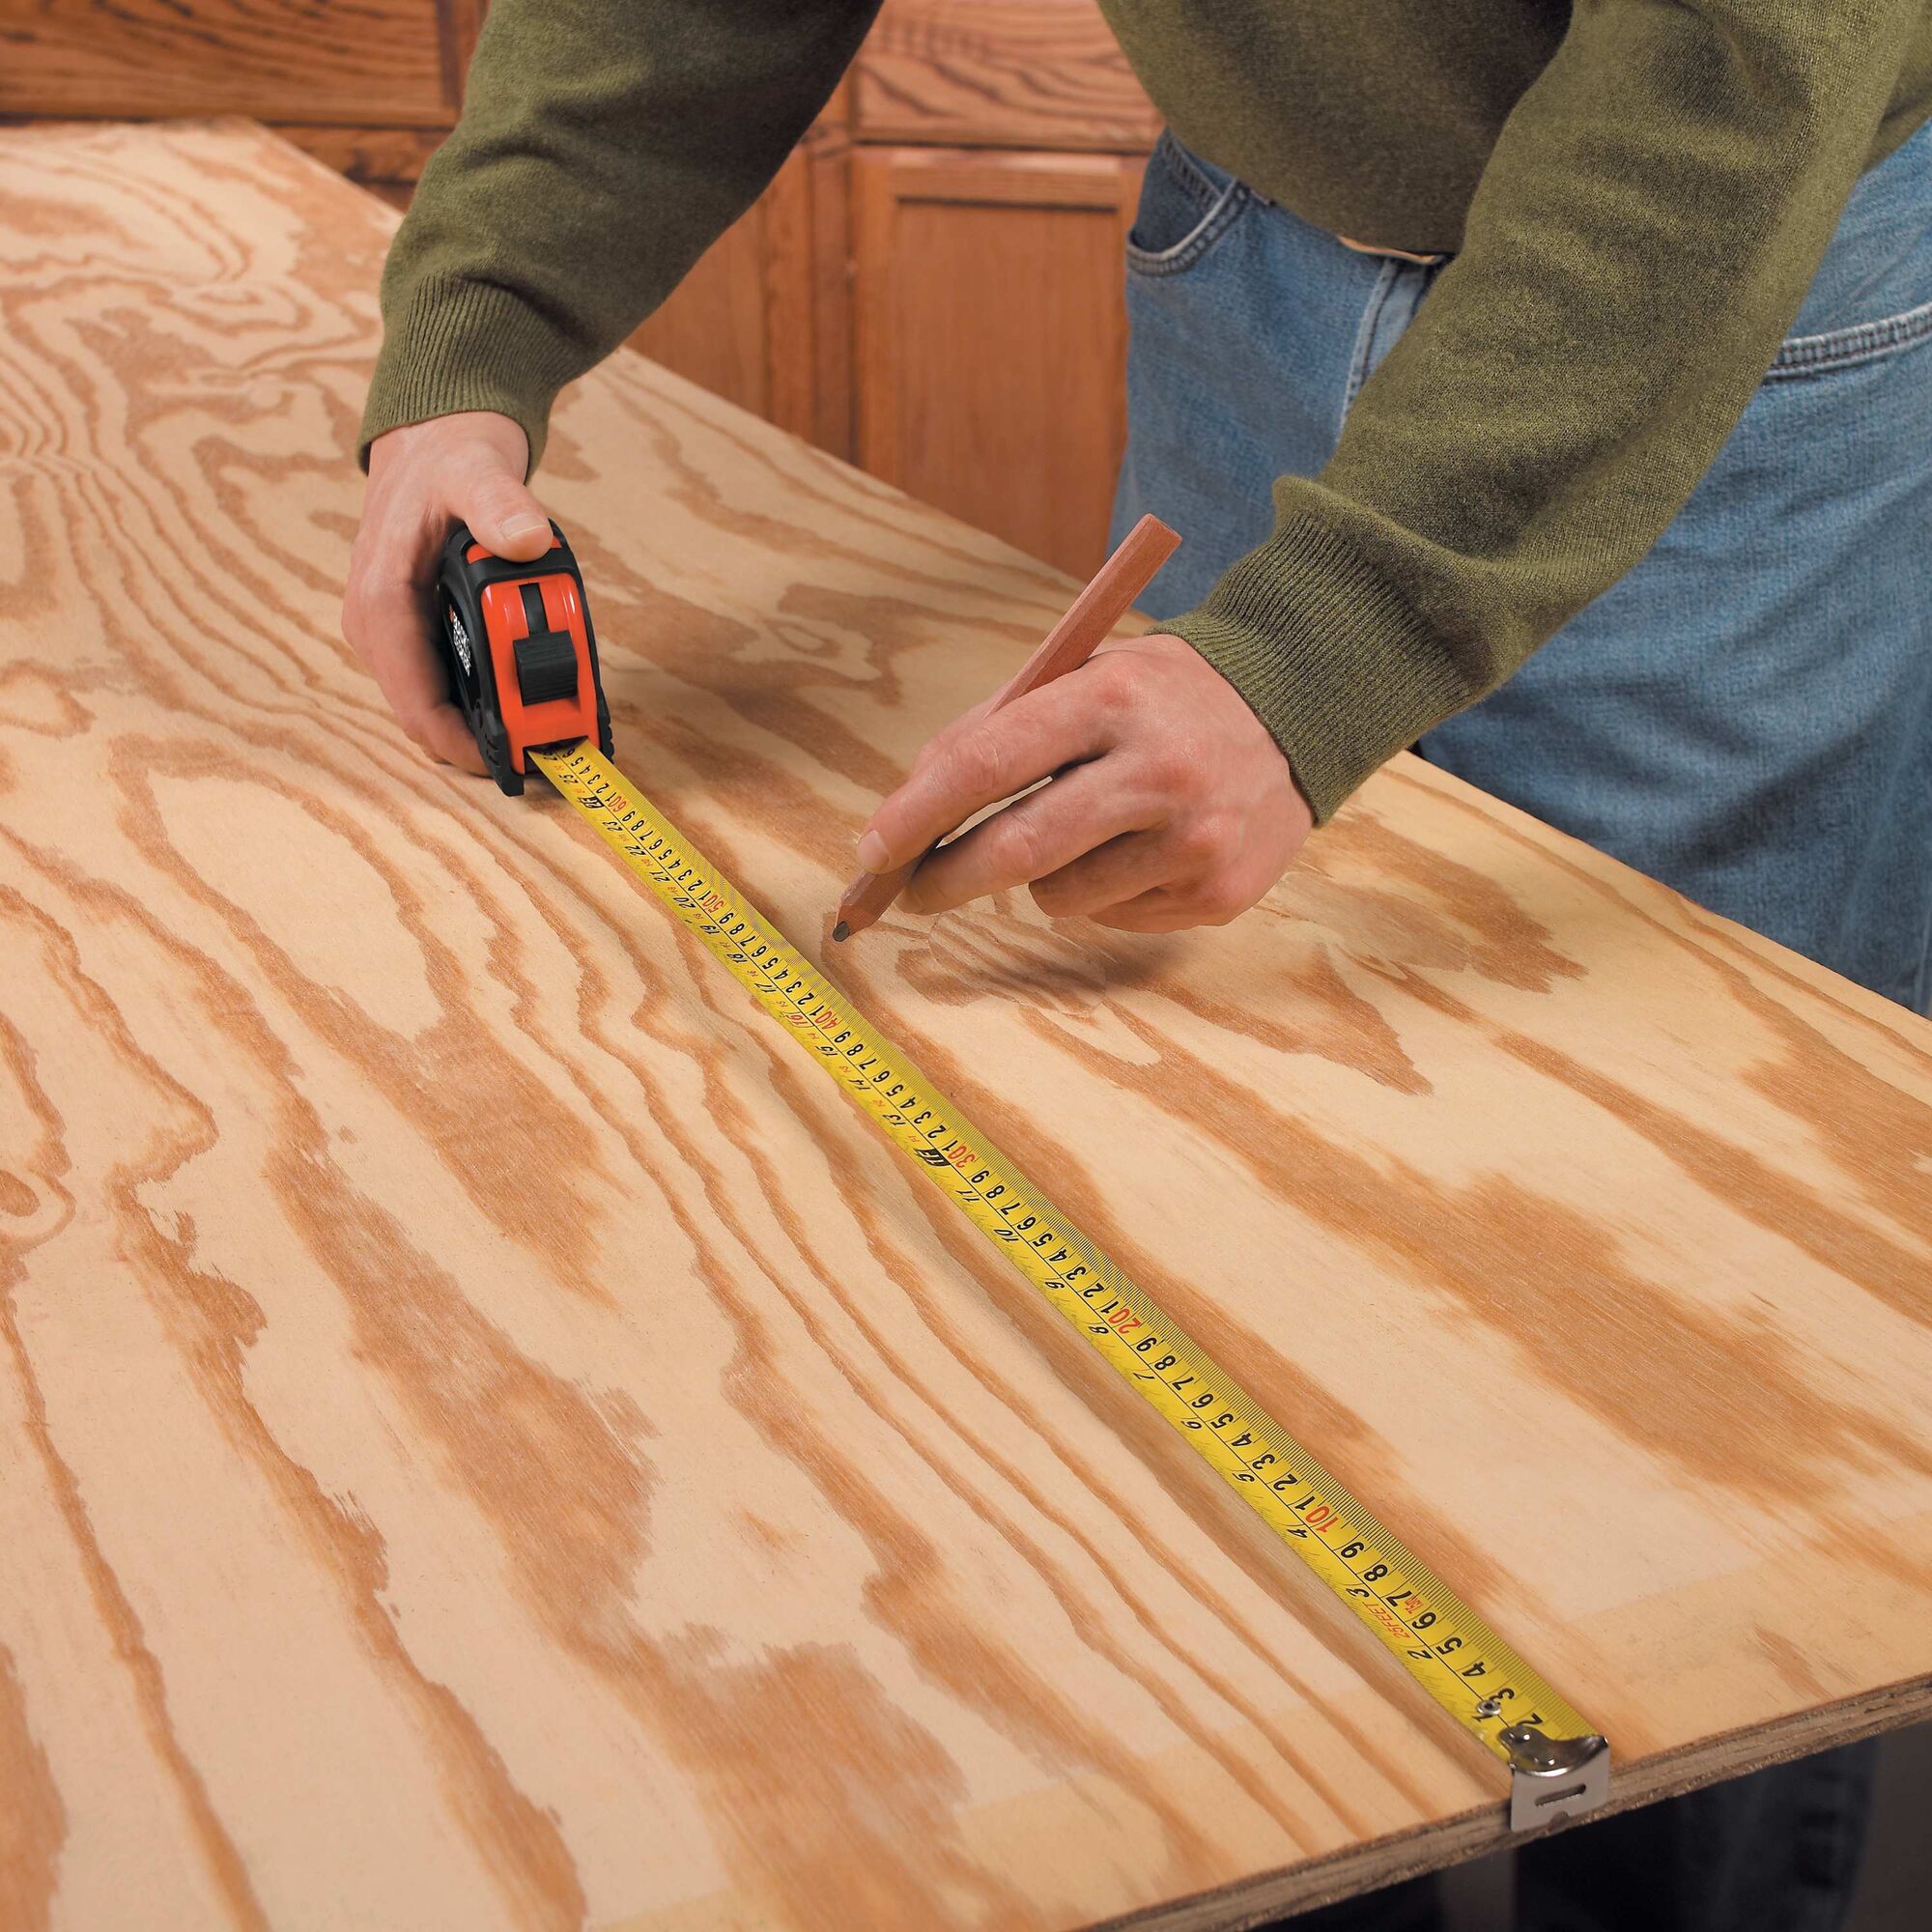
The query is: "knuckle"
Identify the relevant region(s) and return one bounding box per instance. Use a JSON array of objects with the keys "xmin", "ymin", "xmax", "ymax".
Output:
[
  {"xmin": 456, "ymin": 449, "xmax": 531, "ymax": 502},
  {"xmin": 1175, "ymin": 814, "xmax": 1225, "ymax": 866},
  {"xmin": 989, "ymin": 811, "xmax": 1044, "ymax": 879},
  {"xmin": 942, "ymin": 728, "xmax": 1006, "ymax": 799},
  {"xmin": 1092, "ymin": 652, "xmax": 1141, "ymax": 714},
  {"xmin": 464, "ymin": 484, "xmax": 525, "ymax": 526},
  {"xmin": 349, "ymin": 549, "xmax": 413, "ymax": 598},
  {"xmin": 1173, "ymin": 748, "xmax": 1213, "ymax": 795},
  {"xmin": 342, "ymin": 579, "xmax": 413, "ymax": 656},
  {"xmin": 342, "ymin": 593, "xmax": 379, "ymax": 647}
]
